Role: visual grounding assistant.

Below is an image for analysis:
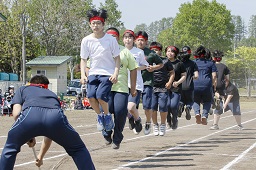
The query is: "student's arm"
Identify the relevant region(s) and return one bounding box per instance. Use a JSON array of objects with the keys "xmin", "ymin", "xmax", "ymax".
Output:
[
  {"xmin": 130, "ymin": 69, "xmax": 137, "ymax": 97},
  {"xmin": 12, "ymin": 104, "xmax": 22, "ymax": 121},
  {"xmin": 193, "ymin": 71, "xmax": 199, "ymax": 80},
  {"xmin": 80, "ymin": 58, "xmax": 87, "ymax": 84},
  {"xmin": 109, "ymin": 55, "xmax": 120, "ymax": 84},
  {"xmin": 223, "ymin": 94, "xmax": 233, "ymax": 110},
  {"xmin": 36, "ymin": 137, "xmax": 53, "ymax": 167},
  {"xmin": 212, "ymin": 72, "xmax": 217, "ymax": 92},
  {"xmin": 173, "ymin": 72, "xmax": 186, "ymax": 88},
  {"xmin": 166, "ymin": 70, "xmax": 175, "ymax": 89},
  {"xmin": 137, "ymin": 65, "xmax": 147, "ymax": 71}
]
